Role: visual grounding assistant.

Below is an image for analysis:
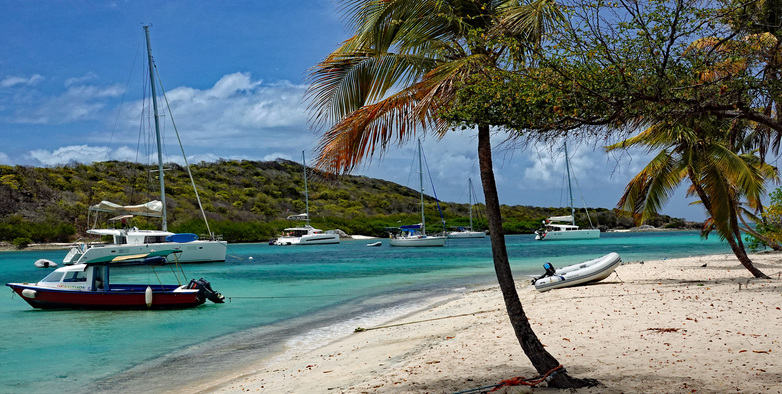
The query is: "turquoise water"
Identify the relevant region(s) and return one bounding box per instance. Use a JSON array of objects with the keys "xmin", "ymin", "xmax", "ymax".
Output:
[{"xmin": 0, "ymin": 232, "xmax": 731, "ymax": 392}]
